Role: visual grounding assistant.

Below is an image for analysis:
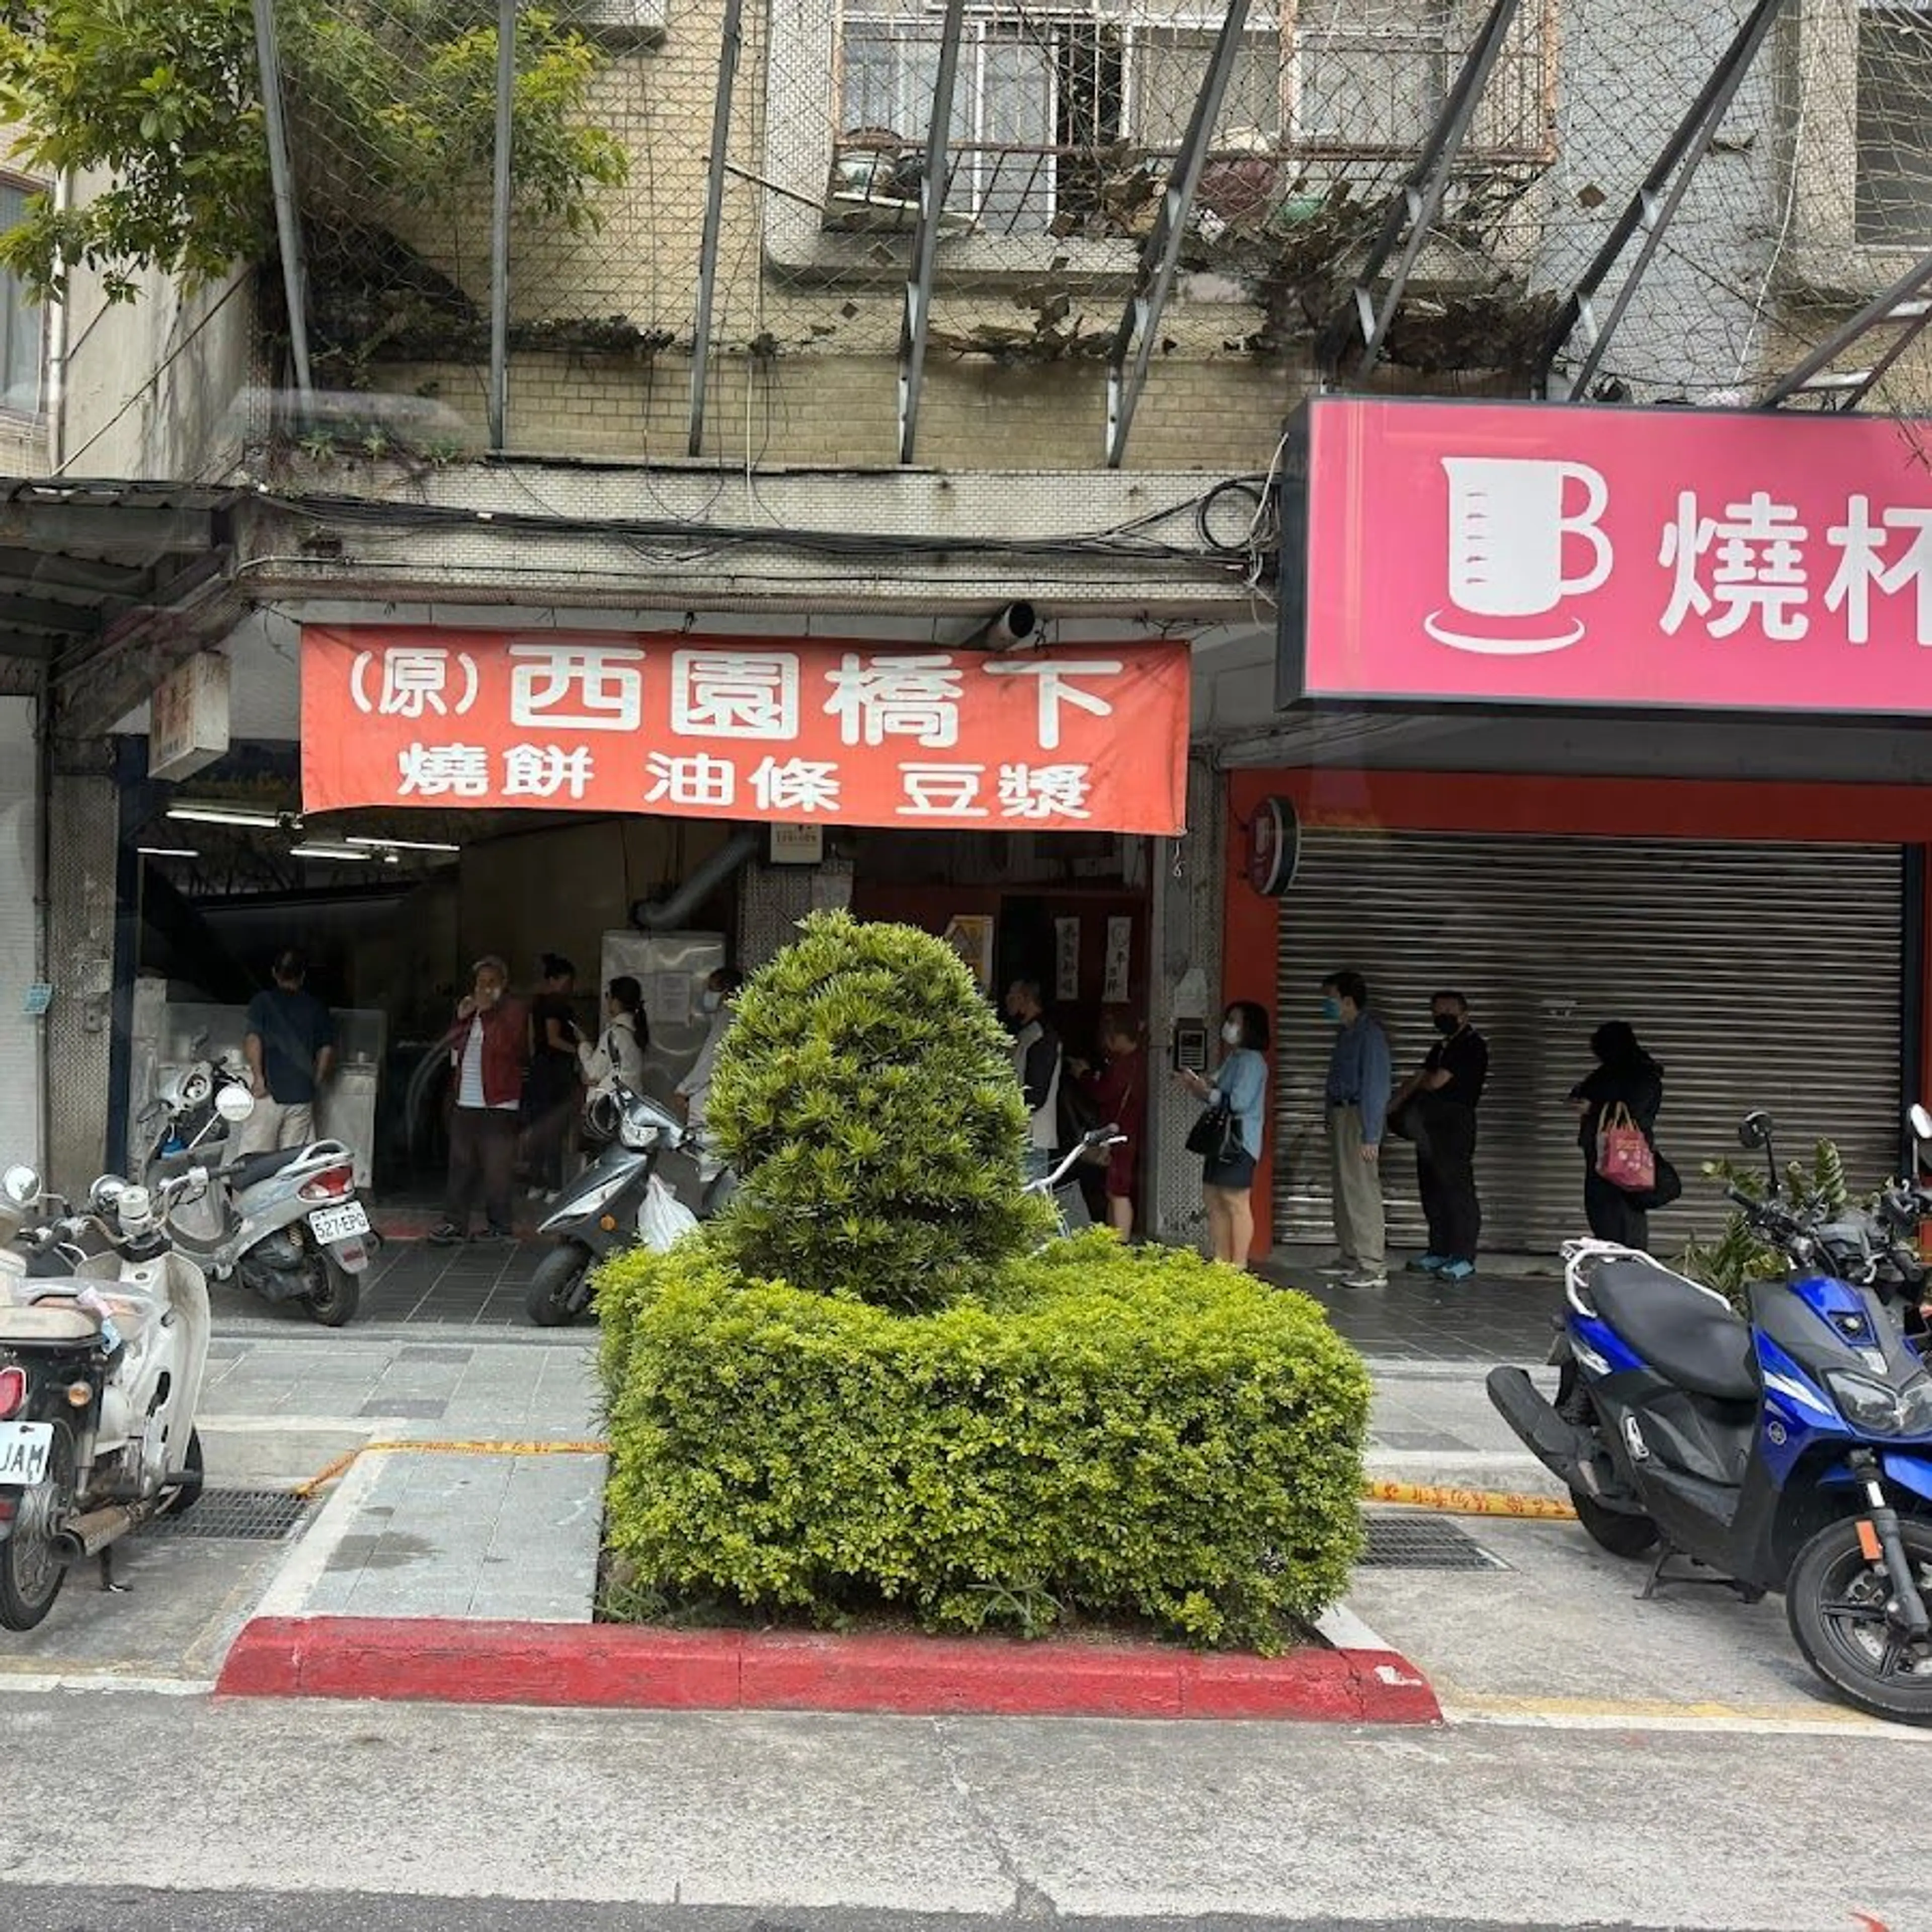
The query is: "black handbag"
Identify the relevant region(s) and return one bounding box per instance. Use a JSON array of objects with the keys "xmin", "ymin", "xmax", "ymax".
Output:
[{"xmin": 1185, "ymin": 1098, "xmax": 1242, "ymax": 1164}]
